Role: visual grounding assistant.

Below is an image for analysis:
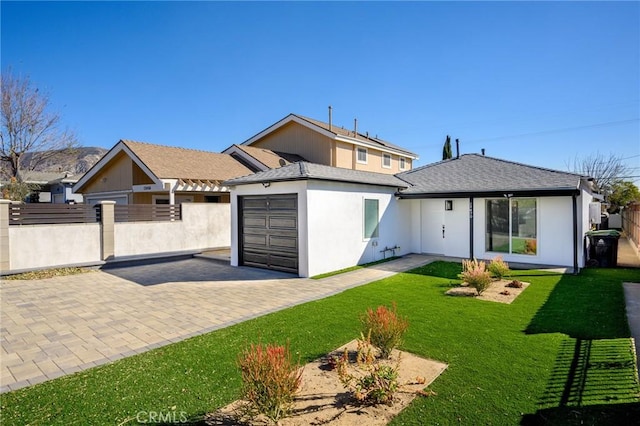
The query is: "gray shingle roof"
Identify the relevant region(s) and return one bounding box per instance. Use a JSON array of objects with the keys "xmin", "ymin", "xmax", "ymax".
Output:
[
  {"xmin": 397, "ymin": 154, "xmax": 586, "ymax": 196},
  {"xmin": 224, "ymin": 162, "xmax": 409, "ymax": 188}
]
